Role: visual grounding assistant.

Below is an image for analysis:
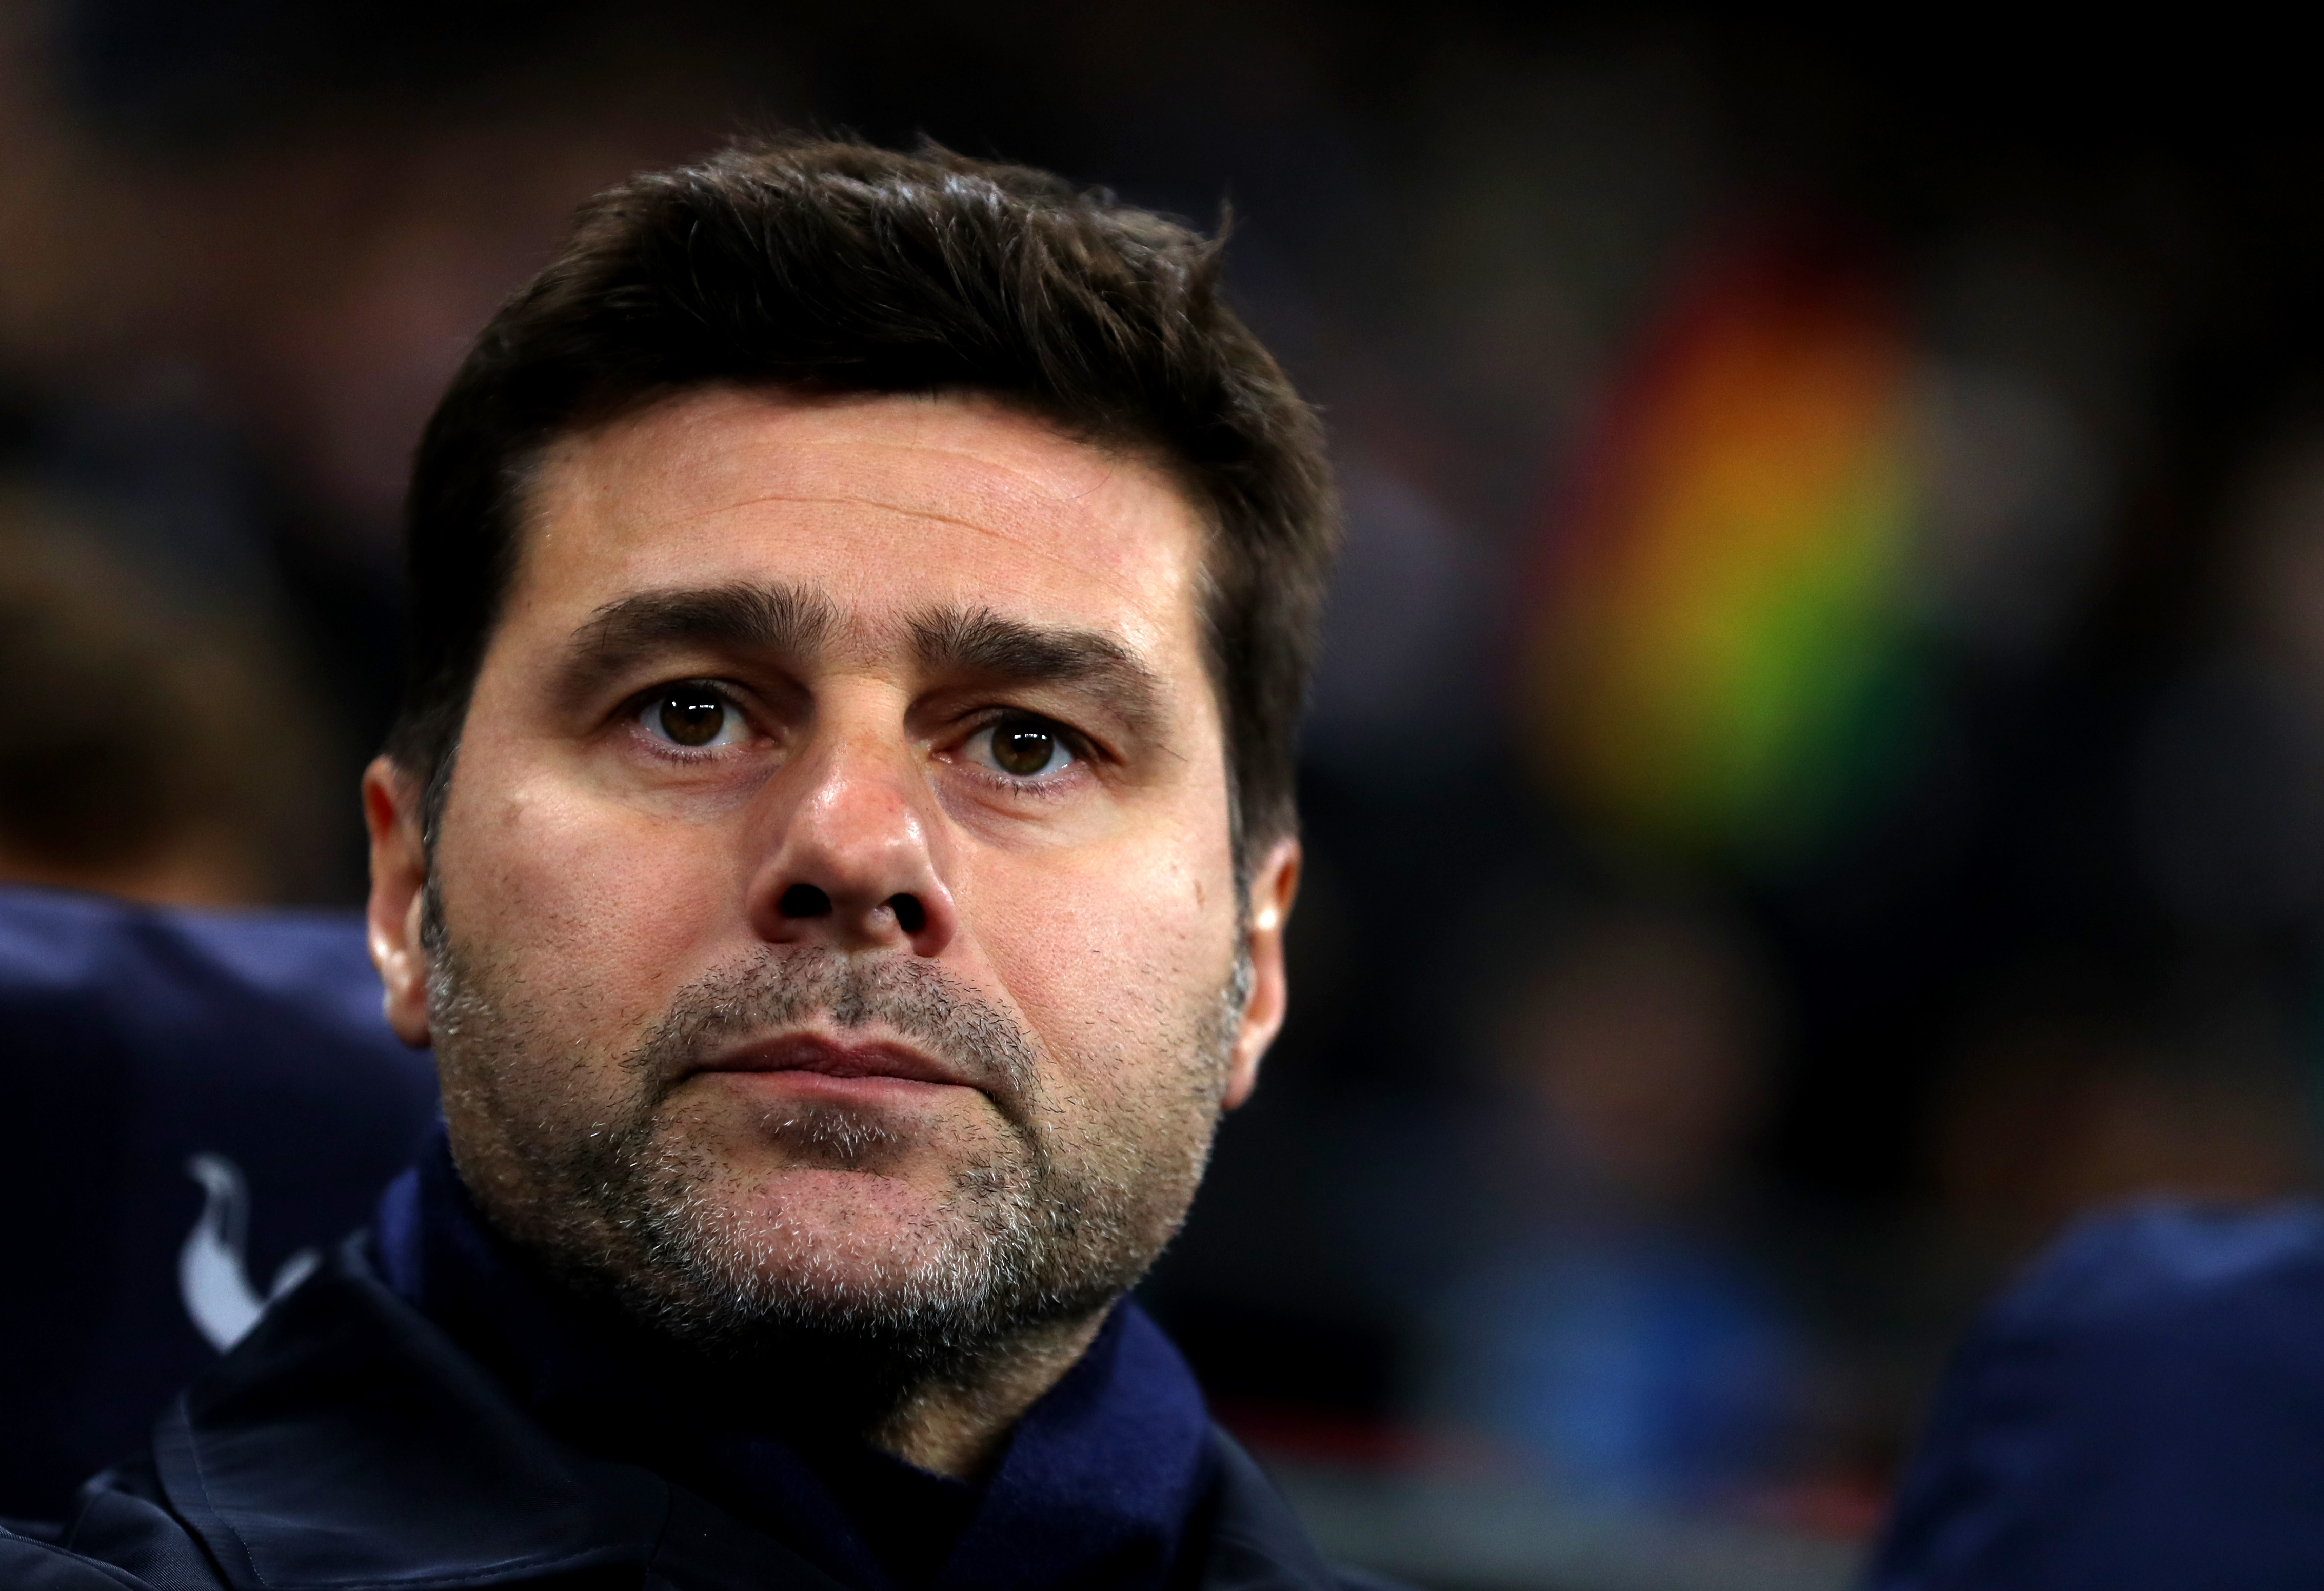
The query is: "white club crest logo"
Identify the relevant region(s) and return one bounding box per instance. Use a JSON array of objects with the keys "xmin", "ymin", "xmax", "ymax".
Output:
[{"xmin": 181, "ymin": 1153, "xmax": 320, "ymax": 1351}]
